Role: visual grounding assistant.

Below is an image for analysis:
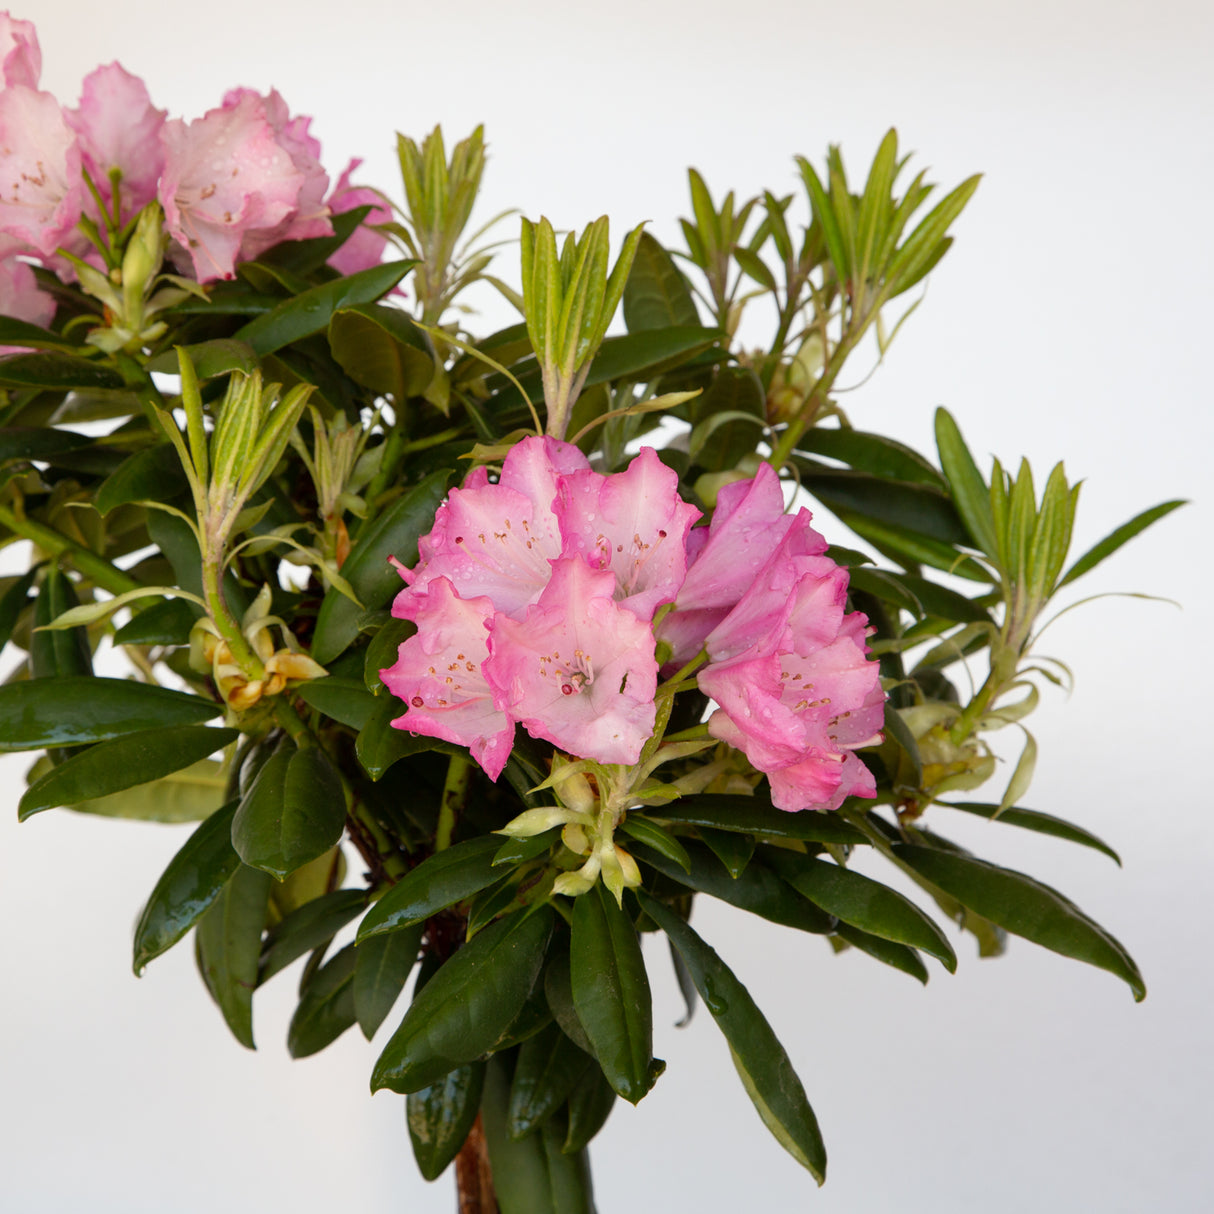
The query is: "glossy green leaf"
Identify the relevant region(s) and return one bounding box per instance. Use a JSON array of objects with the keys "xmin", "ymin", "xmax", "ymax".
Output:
[
  {"xmin": 311, "ymin": 468, "xmax": 452, "ymax": 664},
  {"xmin": 0, "ymin": 677, "xmax": 221, "ymax": 753},
  {"xmin": 195, "ymin": 862, "xmax": 272, "ymax": 1049},
  {"xmin": 30, "ymin": 565, "xmax": 91, "ymax": 681},
  {"xmin": 639, "ymin": 891, "xmax": 826, "ymax": 1182},
  {"xmin": 508, "ymin": 1021, "xmax": 594, "ymax": 1139},
  {"xmin": 584, "ymin": 325, "xmax": 722, "ymax": 385},
  {"xmin": 892, "ymin": 843, "xmax": 1145, "ymax": 1000},
  {"xmin": 355, "ymin": 690, "xmax": 454, "ymax": 780},
  {"xmin": 0, "ymin": 316, "xmax": 82, "ymax": 352},
  {"xmin": 94, "ymin": 444, "xmax": 188, "ymax": 516},
  {"xmin": 835, "ymin": 921, "xmax": 929, "ymax": 984},
  {"xmin": 329, "ymin": 303, "xmax": 435, "ymax": 400},
  {"xmin": 232, "ymin": 743, "xmax": 347, "ymax": 881},
  {"xmin": 542, "ymin": 951, "xmax": 594, "ymax": 1056},
  {"xmin": 1057, "ymin": 498, "xmax": 1187, "ymax": 589},
  {"xmin": 618, "ymin": 815, "xmax": 690, "ymax": 873},
  {"xmin": 370, "ymin": 905, "xmax": 554, "ymax": 1094},
  {"xmin": 622, "ymin": 231, "xmax": 700, "ymax": 331},
  {"xmin": 937, "ymin": 800, "xmax": 1121, "ymax": 864},
  {"xmin": 407, "ymin": 1062, "xmax": 485, "ymax": 1181},
  {"xmin": 112, "ymin": 597, "xmax": 197, "ymax": 646},
  {"xmin": 358, "ymin": 836, "xmax": 502, "ymax": 940},
  {"xmin": 354, "ymin": 922, "xmax": 423, "ymax": 1039},
  {"xmin": 657, "ymin": 794, "xmax": 865, "ymax": 845},
  {"xmin": 19, "ymin": 725, "xmax": 237, "ymax": 820},
  {"xmin": 798, "ymin": 427, "xmax": 946, "ymax": 489},
  {"xmin": 571, "ymin": 885, "xmax": 658, "ymax": 1104},
  {"xmin": 698, "ymin": 826, "xmax": 755, "ymax": 878},
  {"xmin": 562, "ymin": 1064, "xmax": 616, "ymax": 1154},
  {"xmin": 65, "ymin": 759, "xmax": 226, "ymax": 822},
  {"xmin": 132, "ymin": 800, "xmax": 241, "ymax": 974},
  {"xmin": 494, "ymin": 826, "xmax": 561, "ymax": 868},
  {"xmin": 636, "ymin": 840, "xmax": 835, "ymax": 934},
  {"xmin": 768, "ymin": 852, "xmax": 955, "ymax": 972},
  {"xmin": 259, "ymin": 889, "xmax": 366, "ymax": 985},
  {"xmin": 232, "ymin": 260, "xmax": 414, "ymax": 356},
  {"xmin": 0, "ymin": 352, "xmax": 125, "ymax": 390},
  {"xmin": 296, "ymin": 677, "xmax": 378, "ymax": 731},
  {"xmin": 287, "ymin": 942, "xmax": 358, "ymax": 1058},
  {"xmin": 0, "ymin": 426, "xmax": 92, "ymax": 465}
]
